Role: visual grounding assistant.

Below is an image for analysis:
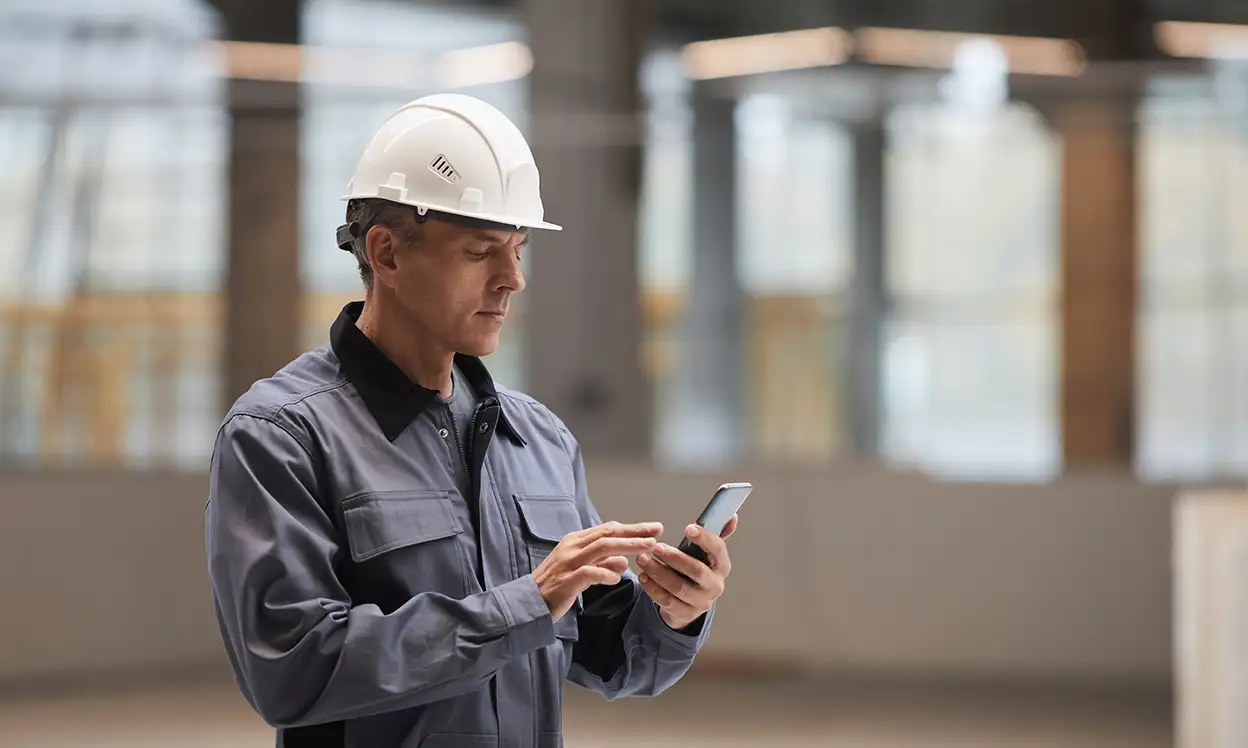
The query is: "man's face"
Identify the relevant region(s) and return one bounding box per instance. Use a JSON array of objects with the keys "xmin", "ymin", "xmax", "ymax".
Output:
[{"xmin": 371, "ymin": 218, "xmax": 528, "ymax": 358}]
